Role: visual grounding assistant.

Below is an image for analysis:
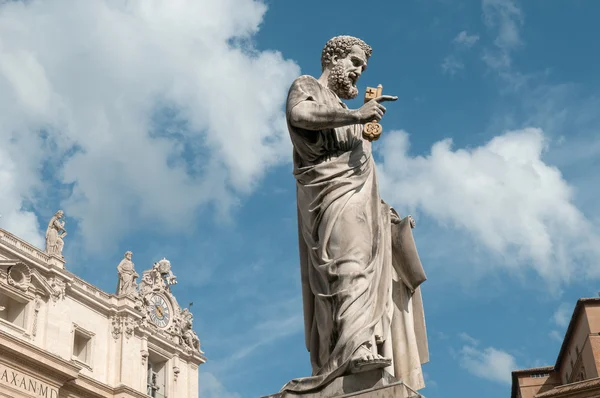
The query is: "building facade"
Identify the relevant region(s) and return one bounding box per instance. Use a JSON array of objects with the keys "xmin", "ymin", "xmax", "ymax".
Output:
[
  {"xmin": 0, "ymin": 225, "xmax": 206, "ymax": 398},
  {"xmin": 511, "ymin": 298, "xmax": 600, "ymax": 398}
]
